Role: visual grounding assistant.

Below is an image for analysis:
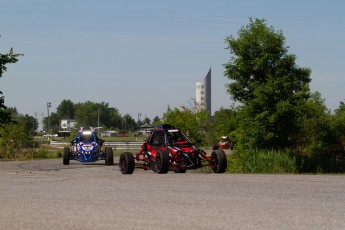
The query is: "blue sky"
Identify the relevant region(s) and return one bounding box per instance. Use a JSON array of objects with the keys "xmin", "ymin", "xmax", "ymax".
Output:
[{"xmin": 1, "ymin": 0, "xmax": 345, "ymax": 123}]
